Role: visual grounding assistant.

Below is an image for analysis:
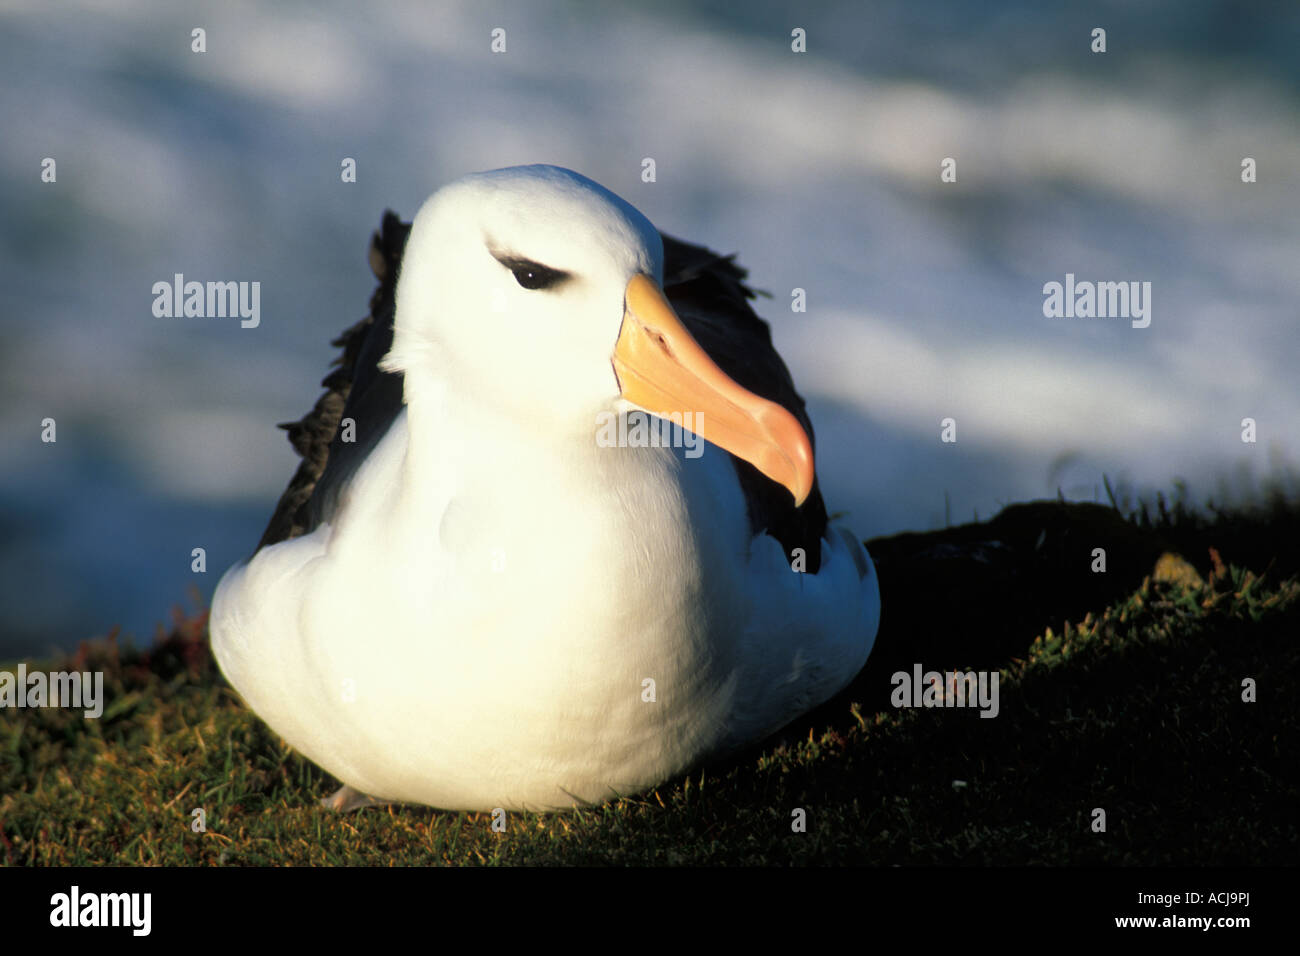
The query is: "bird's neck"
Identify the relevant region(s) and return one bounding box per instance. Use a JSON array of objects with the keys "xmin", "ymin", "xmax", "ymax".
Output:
[{"xmin": 401, "ymin": 377, "xmax": 616, "ymax": 501}]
